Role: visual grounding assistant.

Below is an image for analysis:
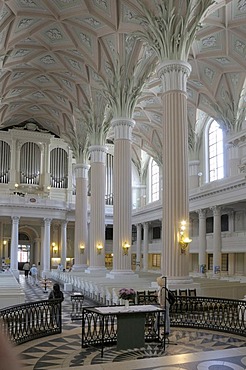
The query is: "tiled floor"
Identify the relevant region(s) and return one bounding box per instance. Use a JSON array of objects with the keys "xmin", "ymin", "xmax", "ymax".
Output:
[{"xmin": 14, "ymin": 274, "xmax": 246, "ymax": 369}]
